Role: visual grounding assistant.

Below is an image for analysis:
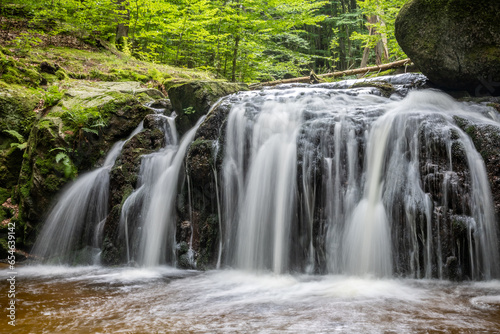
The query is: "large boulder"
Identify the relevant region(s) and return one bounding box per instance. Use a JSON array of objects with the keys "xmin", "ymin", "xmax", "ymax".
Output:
[
  {"xmin": 167, "ymin": 80, "xmax": 247, "ymax": 135},
  {"xmin": 0, "ymin": 87, "xmax": 40, "ymax": 193},
  {"xmin": 17, "ymin": 81, "xmax": 161, "ymax": 245},
  {"xmin": 395, "ymin": 0, "xmax": 500, "ymax": 96}
]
